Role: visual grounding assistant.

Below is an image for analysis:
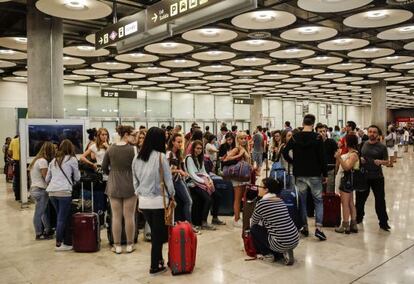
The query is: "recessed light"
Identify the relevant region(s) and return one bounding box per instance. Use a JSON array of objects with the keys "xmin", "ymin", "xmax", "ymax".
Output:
[
  {"xmin": 14, "ymin": 37, "xmax": 27, "ymax": 43},
  {"xmin": 63, "ymin": 56, "xmax": 72, "ymax": 60},
  {"xmin": 363, "ymin": 48, "xmax": 379, "ymax": 53},
  {"xmin": 63, "ymin": 0, "xmax": 86, "ymax": 10},
  {"xmin": 201, "ymin": 29, "xmax": 219, "ymax": 37},
  {"xmin": 161, "ymin": 42, "xmax": 177, "ymax": 49},
  {"xmin": 77, "ymin": 45, "xmax": 94, "ymax": 51},
  {"xmin": 387, "ymin": 56, "xmax": 399, "ymax": 60},
  {"xmin": 333, "ymin": 39, "xmax": 352, "ymax": 45},
  {"xmin": 247, "ymin": 40, "xmax": 265, "ymax": 46},
  {"xmin": 105, "ymin": 62, "xmax": 118, "ymax": 65},
  {"xmin": 245, "ymin": 57, "xmax": 258, "ymax": 62},
  {"xmin": 211, "ymin": 65, "xmax": 224, "ymax": 68},
  {"xmin": 0, "ymin": 50, "xmax": 15, "ymax": 54},
  {"xmin": 315, "ymin": 56, "xmax": 328, "ymax": 61},
  {"xmin": 130, "ymin": 53, "xmax": 145, "ymax": 57},
  {"xmin": 303, "ymin": 69, "xmax": 314, "ymax": 72},
  {"xmin": 366, "ymin": 10, "xmax": 388, "ymax": 20},
  {"xmin": 147, "ymin": 67, "xmax": 158, "ymax": 70},
  {"xmin": 399, "ymin": 26, "xmax": 414, "ymax": 33},
  {"xmin": 174, "ymin": 59, "xmax": 186, "ymax": 63},
  {"xmin": 285, "ymin": 48, "xmax": 299, "ymax": 53},
  {"xmin": 298, "ymin": 27, "xmax": 319, "ymax": 35},
  {"xmin": 252, "ymin": 11, "xmax": 275, "ymax": 22}
]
